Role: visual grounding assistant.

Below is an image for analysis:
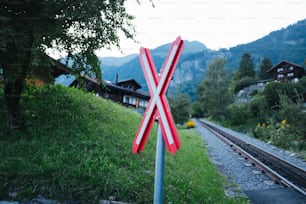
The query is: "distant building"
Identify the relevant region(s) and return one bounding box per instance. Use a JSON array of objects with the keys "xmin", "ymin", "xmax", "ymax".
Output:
[
  {"xmin": 26, "ymin": 54, "xmax": 74, "ymax": 86},
  {"xmin": 235, "ymin": 60, "xmax": 306, "ymax": 104},
  {"xmin": 70, "ymin": 75, "xmax": 150, "ymax": 109},
  {"xmin": 267, "ymin": 60, "xmax": 305, "ymax": 82},
  {"xmin": 18, "ymin": 54, "xmax": 150, "ymax": 109}
]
